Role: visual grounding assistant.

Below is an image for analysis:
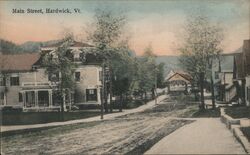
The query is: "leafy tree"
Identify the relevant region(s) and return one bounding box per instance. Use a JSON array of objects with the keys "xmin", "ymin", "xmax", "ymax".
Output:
[
  {"xmin": 137, "ymin": 45, "xmax": 158, "ymax": 100},
  {"xmin": 157, "ymin": 62, "xmax": 165, "ymax": 88},
  {"xmin": 178, "ymin": 15, "xmax": 223, "ymax": 110},
  {"xmin": 87, "ymin": 9, "xmax": 133, "ymax": 112},
  {"xmin": 42, "ymin": 37, "xmax": 76, "ymax": 113}
]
